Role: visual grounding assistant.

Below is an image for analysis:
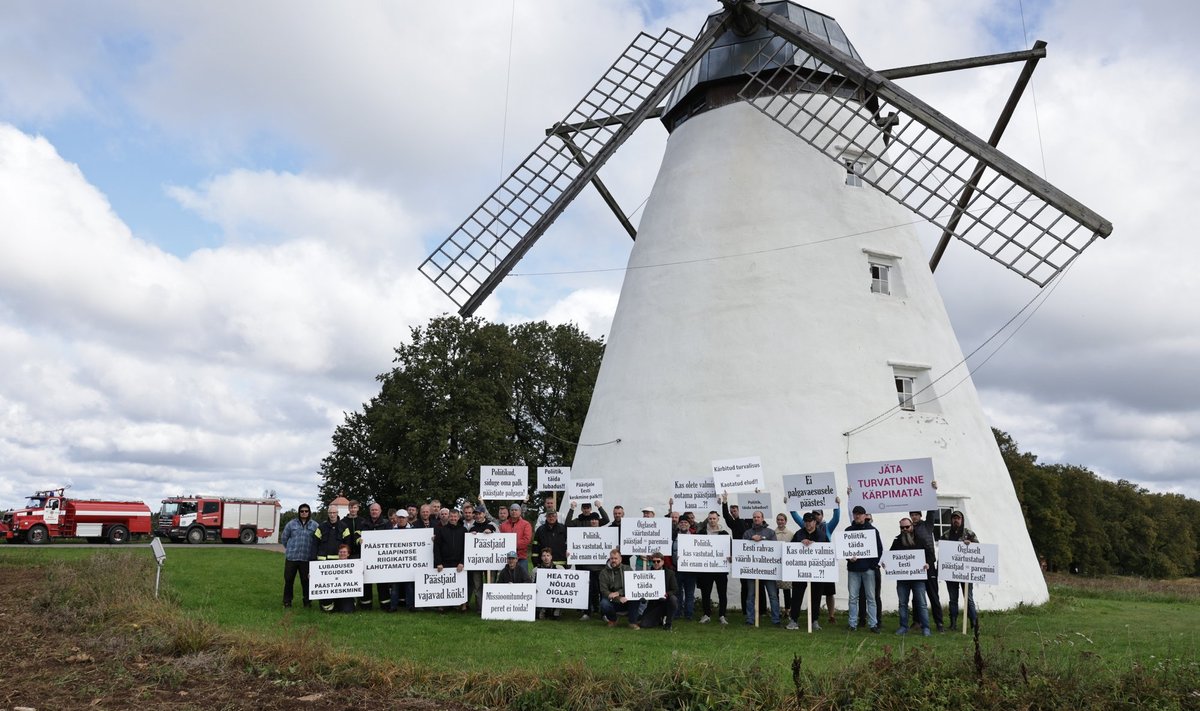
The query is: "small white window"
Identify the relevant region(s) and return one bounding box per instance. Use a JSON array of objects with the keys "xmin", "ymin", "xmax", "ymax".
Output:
[
  {"xmin": 870, "ymin": 262, "xmax": 890, "ymax": 294},
  {"xmin": 844, "ymin": 159, "xmax": 864, "ymax": 187},
  {"xmin": 895, "ymin": 375, "xmax": 915, "ymax": 411}
]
